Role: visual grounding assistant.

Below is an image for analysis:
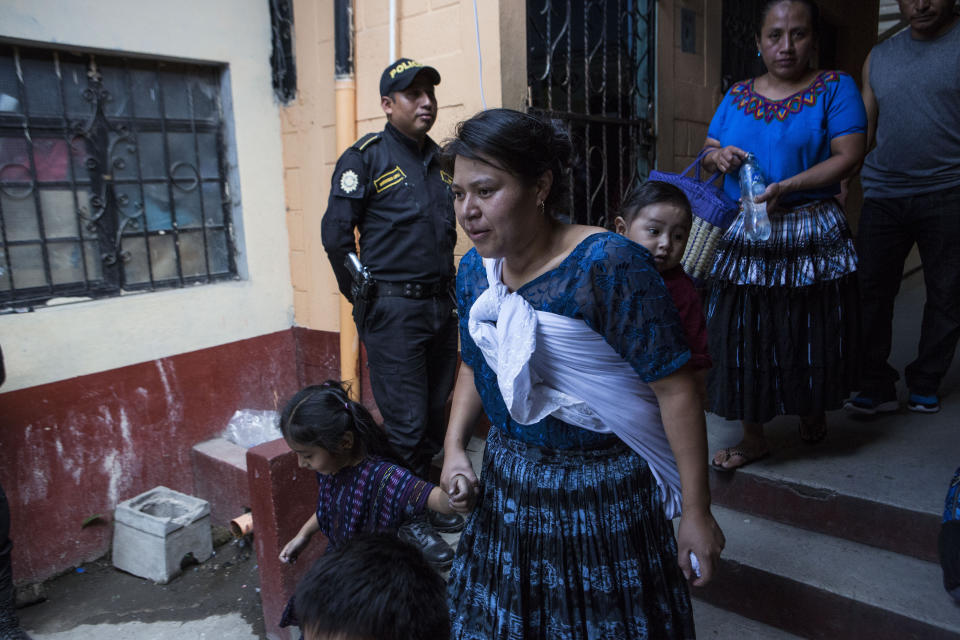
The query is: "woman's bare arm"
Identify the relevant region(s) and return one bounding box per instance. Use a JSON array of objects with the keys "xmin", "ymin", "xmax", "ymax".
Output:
[
  {"xmin": 441, "ymin": 363, "xmax": 484, "ymax": 512},
  {"xmin": 649, "ymin": 365, "xmax": 725, "ymax": 586}
]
